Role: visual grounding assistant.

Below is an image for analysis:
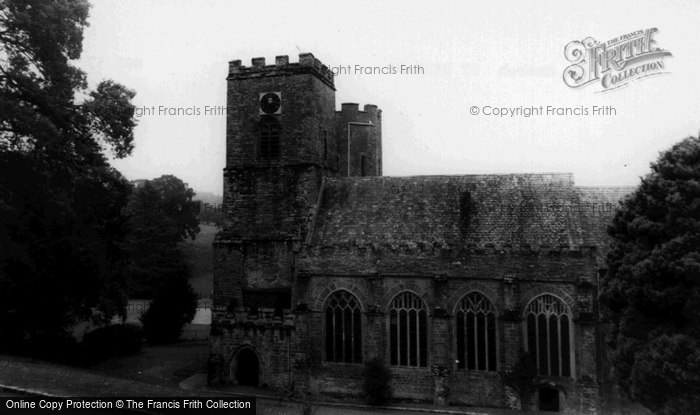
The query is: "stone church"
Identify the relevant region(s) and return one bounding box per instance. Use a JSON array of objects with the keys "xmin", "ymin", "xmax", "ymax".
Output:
[{"xmin": 208, "ymin": 53, "xmax": 632, "ymax": 413}]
